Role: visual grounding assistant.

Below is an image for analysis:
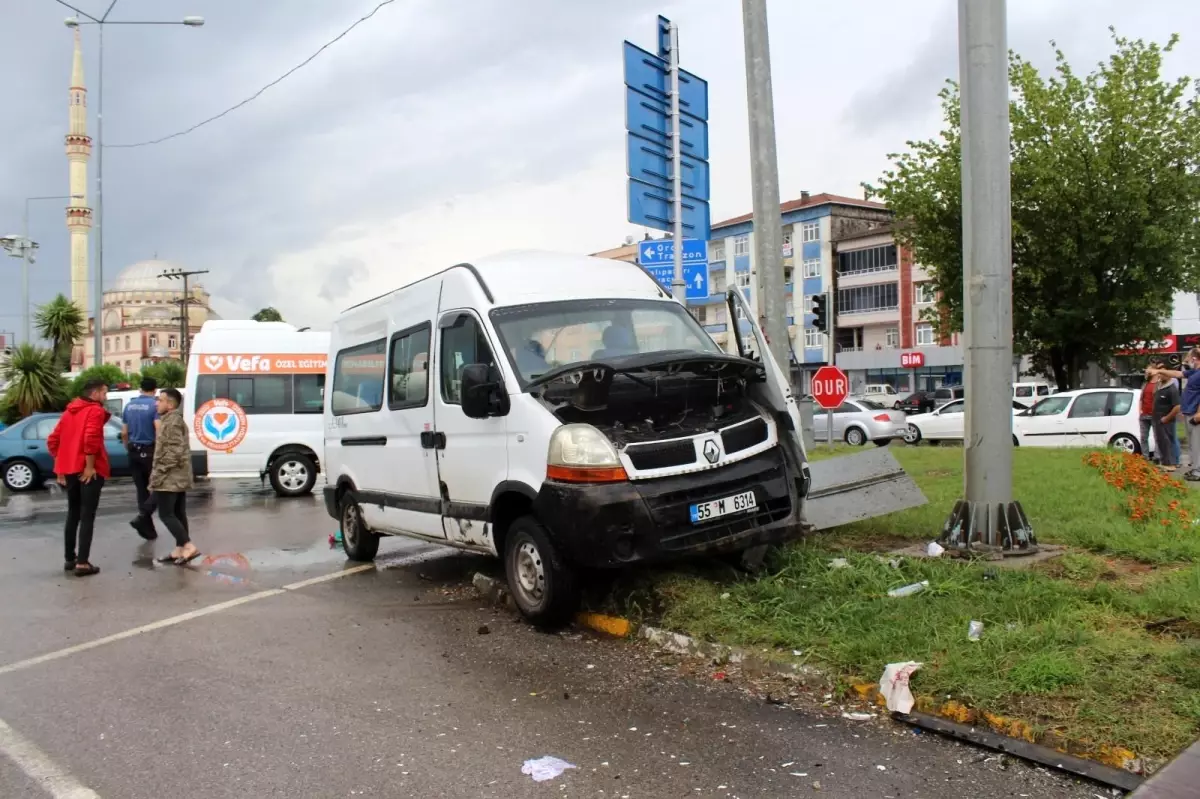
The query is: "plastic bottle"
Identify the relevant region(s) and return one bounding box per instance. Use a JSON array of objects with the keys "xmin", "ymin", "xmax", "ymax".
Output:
[{"xmin": 887, "ymin": 580, "xmax": 929, "ymax": 598}]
